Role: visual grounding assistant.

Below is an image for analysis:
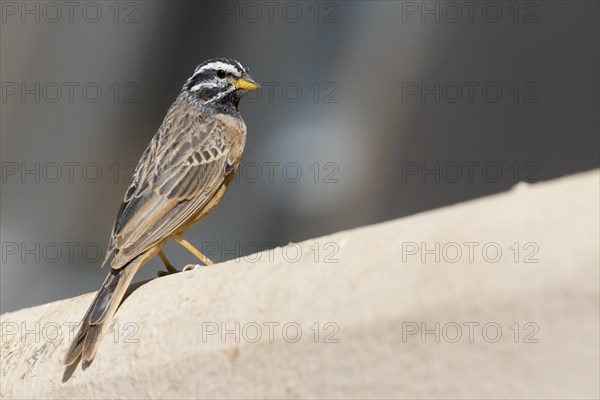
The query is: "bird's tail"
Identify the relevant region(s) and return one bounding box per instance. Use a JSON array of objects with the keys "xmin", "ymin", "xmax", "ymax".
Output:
[{"xmin": 64, "ymin": 251, "xmax": 152, "ymax": 365}]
